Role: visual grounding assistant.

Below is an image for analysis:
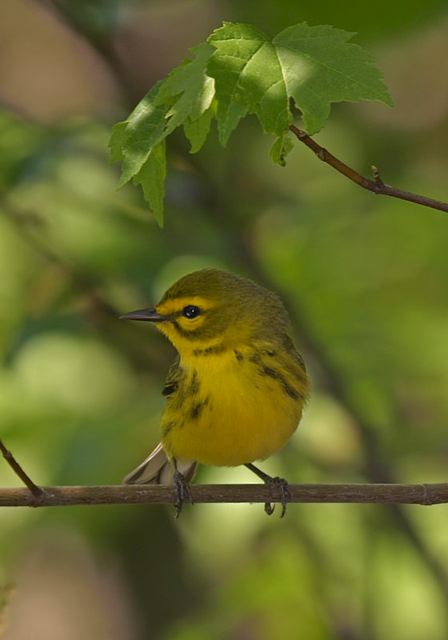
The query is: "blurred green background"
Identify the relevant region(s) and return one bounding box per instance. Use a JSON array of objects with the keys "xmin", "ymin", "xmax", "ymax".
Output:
[{"xmin": 1, "ymin": 1, "xmax": 448, "ymax": 638}]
